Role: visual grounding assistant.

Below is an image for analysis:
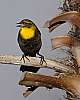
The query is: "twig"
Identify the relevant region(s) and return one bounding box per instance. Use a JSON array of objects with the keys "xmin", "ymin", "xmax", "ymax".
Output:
[
  {"xmin": 0, "ymin": 55, "xmax": 76, "ymax": 74},
  {"xmin": 43, "ymin": 11, "xmax": 80, "ymax": 32},
  {"xmin": 19, "ymin": 72, "xmax": 80, "ymax": 99}
]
